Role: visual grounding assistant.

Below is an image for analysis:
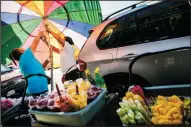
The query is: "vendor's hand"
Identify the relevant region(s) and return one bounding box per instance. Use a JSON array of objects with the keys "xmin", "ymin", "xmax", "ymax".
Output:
[
  {"xmin": 41, "ymin": 35, "xmax": 47, "ymax": 42},
  {"xmin": 38, "ymin": 31, "xmax": 44, "ymax": 36},
  {"xmin": 37, "ymin": 31, "xmax": 44, "ymax": 38},
  {"xmin": 45, "ymin": 25, "xmax": 51, "ymax": 33}
]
